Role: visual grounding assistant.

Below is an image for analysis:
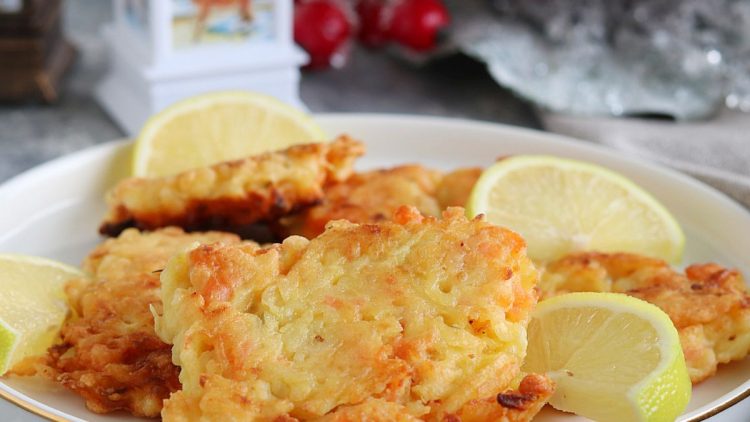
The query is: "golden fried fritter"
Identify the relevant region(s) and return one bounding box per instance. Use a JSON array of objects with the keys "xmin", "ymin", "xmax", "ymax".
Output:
[
  {"xmin": 435, "ymin": 167, "xmax": 482, "ymax": 210},
  {"xmin": 48, "ymin": 227, "xmax": 241, "ymax": 417},
  {"xmin": 156, "ymin": 206, "xmax": 541, "ymax": 420},
  {"xmin": 100, "ymin": 136, "xmax": 365, "ymax": 236},
  {"xmin": 278, "ymin": 165, "xmax": 482, "ymax": 239},
  {"xmin": 539, "ymin": 252, "xmax": 750, "ymax": 383},
  {"xmin": 278, "ymin": 165, "xmax": 443, "ymax": 238}
]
